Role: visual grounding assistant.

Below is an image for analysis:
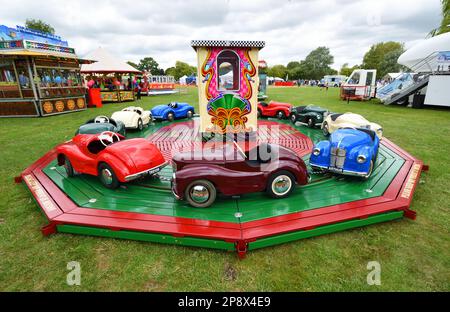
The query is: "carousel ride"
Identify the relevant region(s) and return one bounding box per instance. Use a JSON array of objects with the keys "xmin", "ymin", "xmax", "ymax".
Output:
[{"xmin": 19, "ymin": 41, "xmax": 426, "ymax": 258}]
